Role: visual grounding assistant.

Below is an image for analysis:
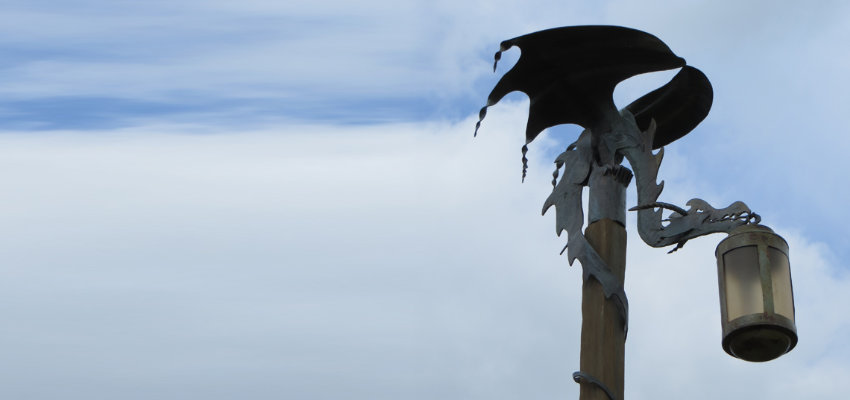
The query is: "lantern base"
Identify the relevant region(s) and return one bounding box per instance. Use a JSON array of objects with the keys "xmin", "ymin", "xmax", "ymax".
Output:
[{"xmin": 723, "ymin": 323, "xmax": 797, "ymax": 362}]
